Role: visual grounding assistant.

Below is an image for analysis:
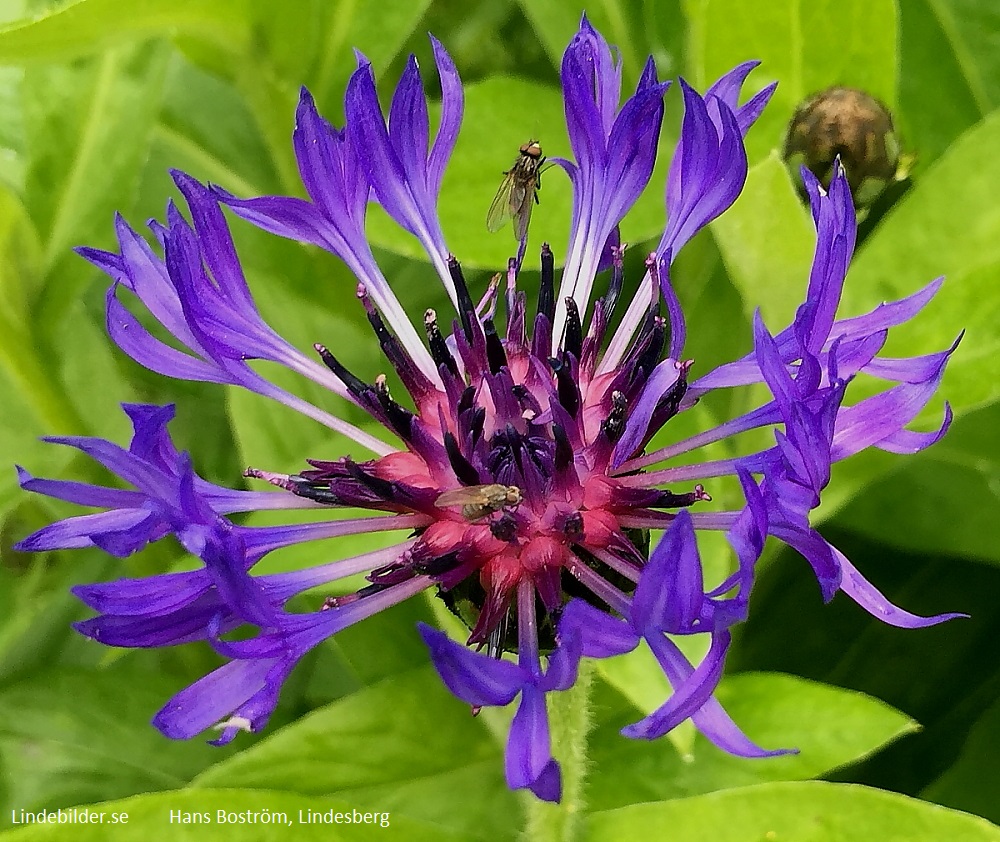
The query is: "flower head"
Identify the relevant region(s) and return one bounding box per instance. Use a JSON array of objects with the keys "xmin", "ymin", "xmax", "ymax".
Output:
[{"xmin": 17, "ymin": 18, "xmax": 959, "ymax": 801}]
